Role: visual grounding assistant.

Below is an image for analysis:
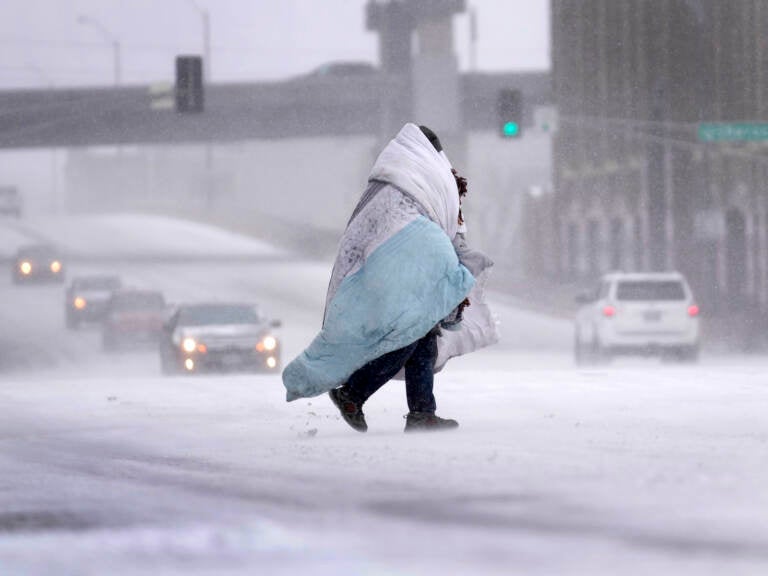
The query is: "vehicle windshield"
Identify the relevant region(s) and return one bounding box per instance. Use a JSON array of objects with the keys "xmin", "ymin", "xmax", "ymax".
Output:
[
  {"xmin": 76, "ymin": 277, "xmax": 121, "ymax": 290},
  {"xmin": 178, "ymin": 305, "xmax": 262, "ymax": 326},
  {"xmin": 616, "ymin": 281, "xmax": 686, "ymax": 301},
  {"xmin": 112, "ymin": 293, "xmax": 165, "ymax": 311}
]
